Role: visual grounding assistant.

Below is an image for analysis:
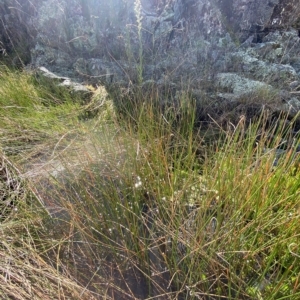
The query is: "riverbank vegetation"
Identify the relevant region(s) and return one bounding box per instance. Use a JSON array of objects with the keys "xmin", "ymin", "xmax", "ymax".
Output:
[{"xmin": 0, "ymin": 67, "xmax": 299, "ymax": 299}]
